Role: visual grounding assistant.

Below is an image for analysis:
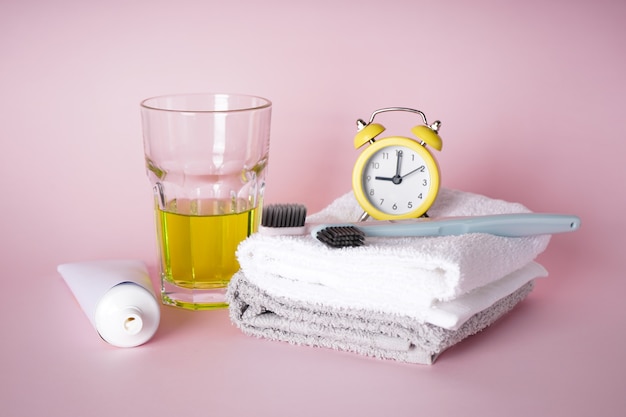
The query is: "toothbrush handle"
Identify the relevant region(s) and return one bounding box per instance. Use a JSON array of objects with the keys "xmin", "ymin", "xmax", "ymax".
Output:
[{"xmin": 358, "ymin": 213, "xmax": 581, "ymax": 238}]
